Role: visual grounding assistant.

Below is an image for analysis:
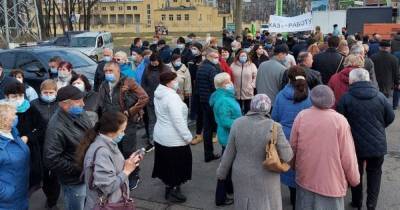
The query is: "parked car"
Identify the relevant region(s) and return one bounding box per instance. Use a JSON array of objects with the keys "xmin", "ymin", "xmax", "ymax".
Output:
[
  {"xmin": 70, "ymin": 31, "xmax": 113, "ymax": 61},
  {"xmin": 37, "ymin": 31, "xmax": 88, "ymax": 47},
  {"xmin": 0, "ymin": 46, "xmax": 97, "ymax": 91}
]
